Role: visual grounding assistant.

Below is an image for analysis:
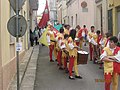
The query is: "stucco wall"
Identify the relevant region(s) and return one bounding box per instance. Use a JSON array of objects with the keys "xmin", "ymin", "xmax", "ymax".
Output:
[
  {"xmin": 0, "ymin": 0, "xmax": 29, "ymax": 89},
  {"xmin": 108, "ymin": 0, "xmax": 120, "ymax": 35},
  {"xmin": 67, "ymin": 0, "xmax": 95, "ymax": 29}
]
